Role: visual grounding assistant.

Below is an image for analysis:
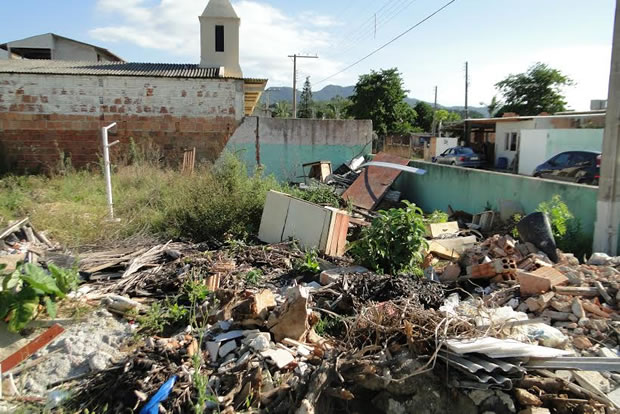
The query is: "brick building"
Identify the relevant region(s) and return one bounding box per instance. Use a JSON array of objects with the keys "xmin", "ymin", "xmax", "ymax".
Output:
[{"xmin": 0, "ymin": 0, "xmax": 267, "ymax": 172}]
